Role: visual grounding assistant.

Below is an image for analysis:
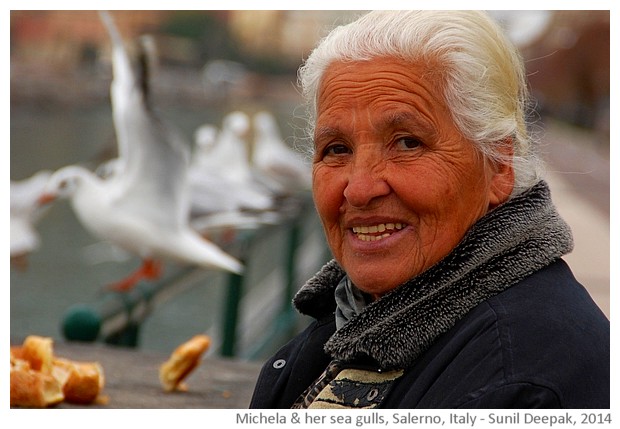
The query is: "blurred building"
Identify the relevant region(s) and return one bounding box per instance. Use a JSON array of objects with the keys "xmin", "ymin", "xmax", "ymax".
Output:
[
  {"xmin": 10, "ymin": 10, "xmax": 610, "ymax": 142},
  {"xmin": 10, "ymin": 11, "xmax": 358, "ymax": 72},
  {"xmin": 526, "ymin": 11, "xmax": 609, "ymax": 142},
  {"xmin": 227, "ymin": 11, "xmax": 360, "ymax": 63},
  {"xmin": 10, "ymin": 11, "xmax": 168, "ymax": 69}
]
